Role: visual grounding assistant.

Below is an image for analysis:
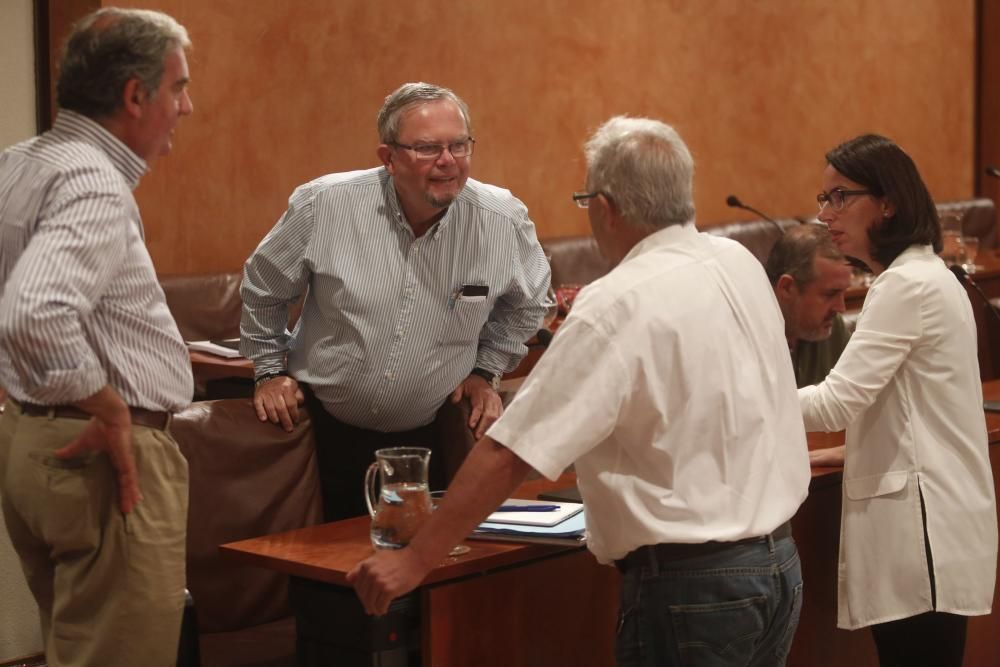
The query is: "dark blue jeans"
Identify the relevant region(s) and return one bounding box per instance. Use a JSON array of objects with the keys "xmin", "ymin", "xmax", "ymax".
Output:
[{"xmin": 615, "ymin": 535, "xmax": 803, "ymax": 667}]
